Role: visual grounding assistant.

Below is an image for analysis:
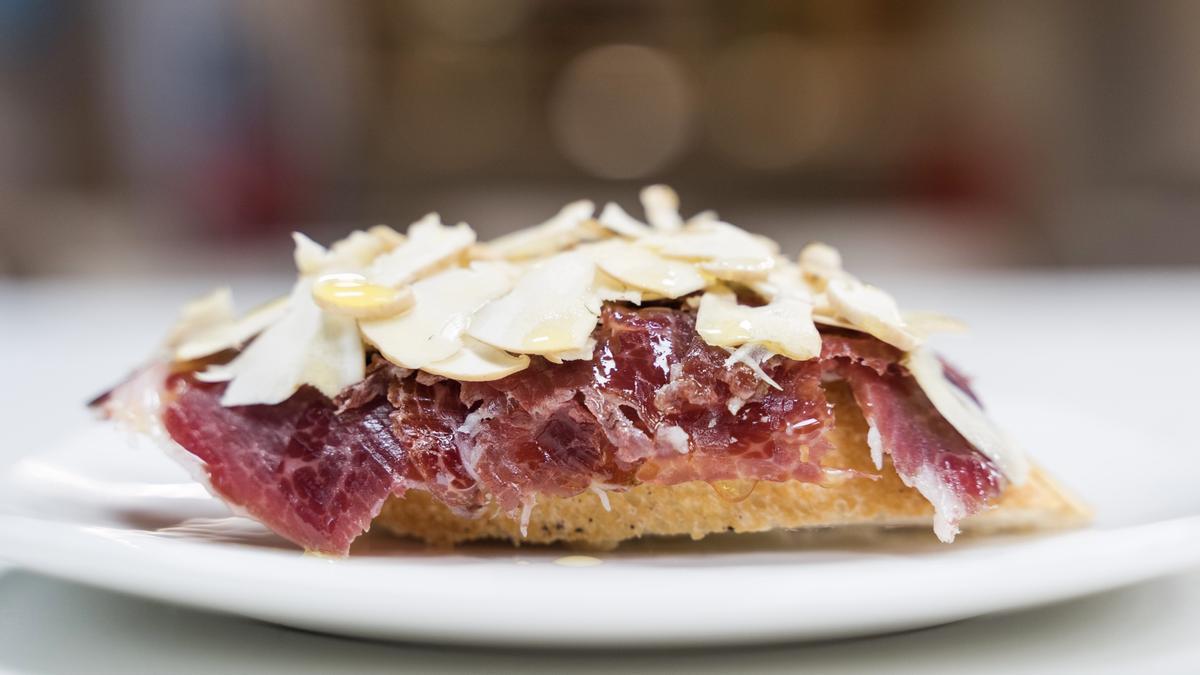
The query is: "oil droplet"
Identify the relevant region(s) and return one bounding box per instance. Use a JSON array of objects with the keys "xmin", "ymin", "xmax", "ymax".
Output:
[
  {"xmin": 312, "ymin": 273, "xmax": 414, "ymax": 320},
  {"xmin": 709, "ymin": 480, "xmax": 758, "ymax": 503},
  {"xmin": 553, "ymin": 555, "xmax": 603, "ymax": 568},
  {"xmin": 524, "ymin": 316, "xmax": 582, "ymax": 351}
]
